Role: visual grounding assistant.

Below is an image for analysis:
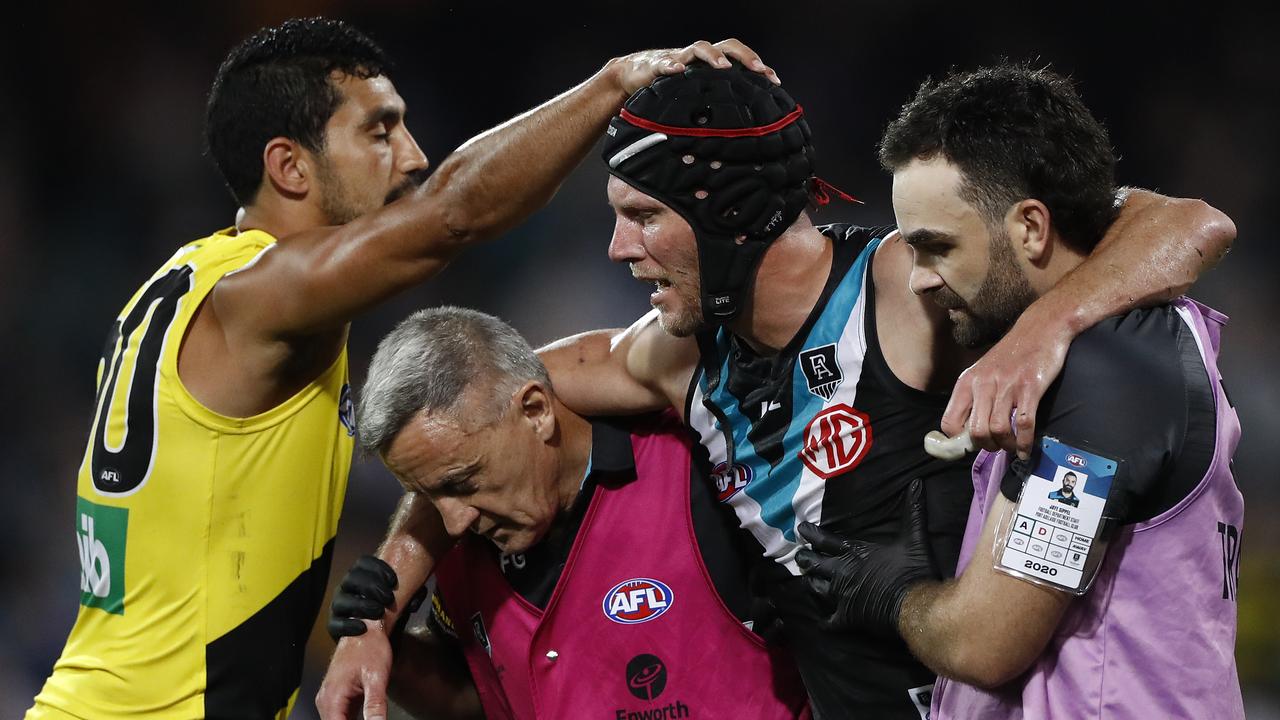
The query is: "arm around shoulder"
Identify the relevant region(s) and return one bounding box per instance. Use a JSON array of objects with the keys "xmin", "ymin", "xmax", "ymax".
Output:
[
  {"xmin": 941, "ymin": 190, "xmax": 1235, "ymax": 456},
  {"xmin": 538, "ymin": 310, "xmax": 697, "ymax": 418},
  {"xmin": 1060, "ymin": 188, "xmax": 1235, "ymax": 332}
]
